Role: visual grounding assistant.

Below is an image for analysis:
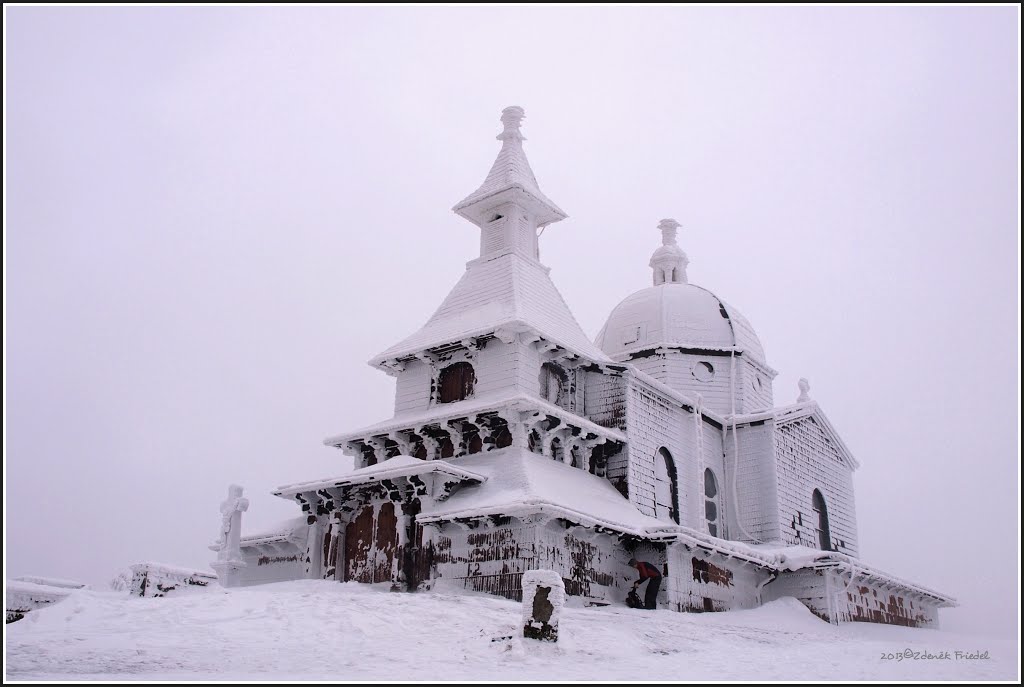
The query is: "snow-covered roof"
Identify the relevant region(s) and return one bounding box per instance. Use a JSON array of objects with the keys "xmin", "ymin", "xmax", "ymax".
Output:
[
  {"xmin": 274, "ymin": 456, "xmax": 487, "ymax": 498},
  {"xmin": 418, "ymin": 449, "xmax": 784, "ymax": 569},
  {"xmin": 241, "ymin": 516, "xmax": 309, "ymax": 547},
  {"xmin": 12, "ymin": 576, "xmax": 87, "ymax": 590},
  {"xmin": 418, "ymin": 448, "xmax": 664, "ymax": 534},
  {"xmin": 371, "ymin": 252, "xmax": 612, "ymax": 367},
  {"xmin": 452, "ymin": 106, "xmax": 566, "ymax": 227},
  {"xmin": 731, "ymin": 401, "xmax": 860, "ymax": 470},
  {"xmin": 5, "ymin": 580, "xmax": 73, "ymax": 611},
  {"xmin": 323, "ymin": 390, "xmax": 626, "ymax": 447},
  {"xmin": 596, "ymin": 282, "xmax": 767, "ymax": 366},
  {"xmin": 748, "ymin": 544, "xmax": 956, "ymax": 606}
]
